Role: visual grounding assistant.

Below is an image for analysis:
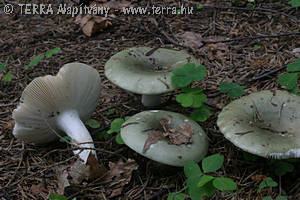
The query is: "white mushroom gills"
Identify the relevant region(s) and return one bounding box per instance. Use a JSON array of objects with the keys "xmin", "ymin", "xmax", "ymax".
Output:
[{"xmin": 12, "ymin": 63, "xmax": 101, "ymax": 164}]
